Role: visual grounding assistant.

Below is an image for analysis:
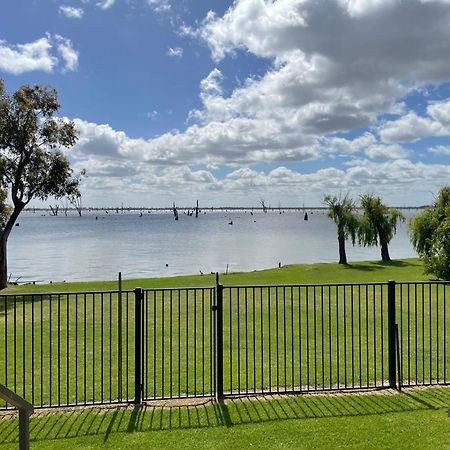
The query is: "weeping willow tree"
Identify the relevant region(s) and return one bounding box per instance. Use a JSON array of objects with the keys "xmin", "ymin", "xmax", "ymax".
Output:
[
  {"xmin": 358, "ymin": 194, "xmax": 404, "ymax": 262},
  {"xmin": 409, "ymin": 186, "xmax": 450, "ymax": 280},
  {"xmin": 323, "ymin": 194, "xmax": 359, "ymax": 265}
]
